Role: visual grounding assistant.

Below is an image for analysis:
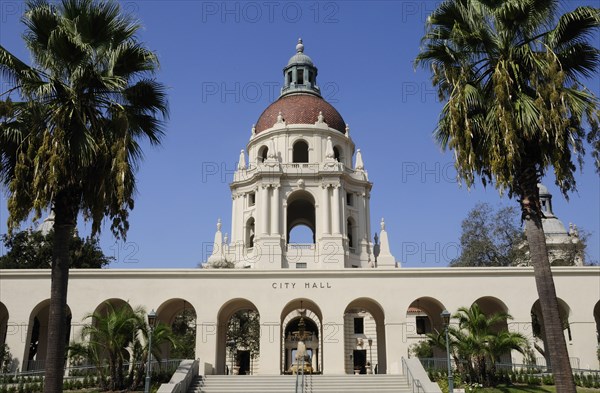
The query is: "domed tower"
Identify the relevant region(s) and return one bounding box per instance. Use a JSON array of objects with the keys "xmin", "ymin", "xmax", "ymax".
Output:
[
  {"xmin": 207, "ymin": 39, "xmax": 396, "ymax": 269},
  {"xmin": 517, "ymin": 184, "xmax": 585, "ymax": 266}
]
